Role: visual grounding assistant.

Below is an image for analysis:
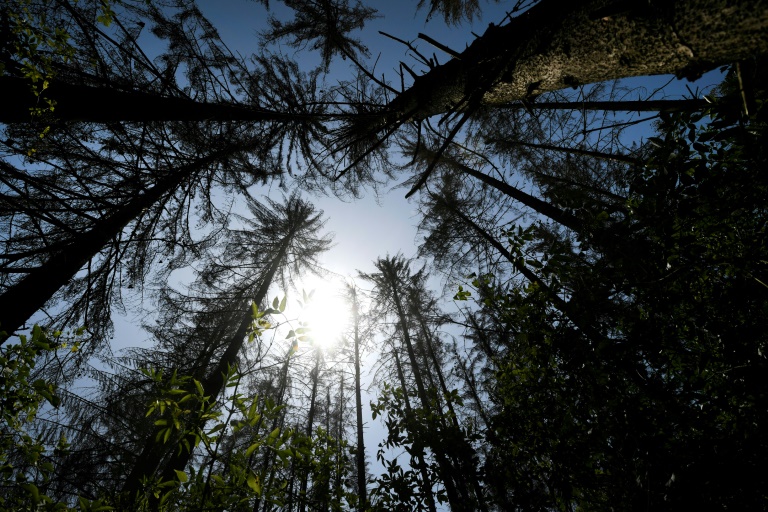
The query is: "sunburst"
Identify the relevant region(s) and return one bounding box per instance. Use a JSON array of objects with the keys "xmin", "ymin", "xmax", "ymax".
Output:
[{"xmin": 294, "ymin": 276, "xmax": 351, "ymax": 349}]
